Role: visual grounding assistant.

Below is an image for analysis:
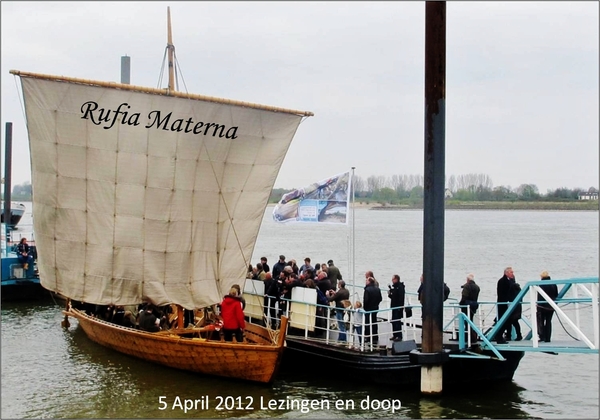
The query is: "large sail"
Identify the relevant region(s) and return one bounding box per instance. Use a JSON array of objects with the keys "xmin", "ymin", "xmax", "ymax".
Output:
[{"xmin": 16, "ymin": 72, "xmax": 310, "ymax": 308}]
